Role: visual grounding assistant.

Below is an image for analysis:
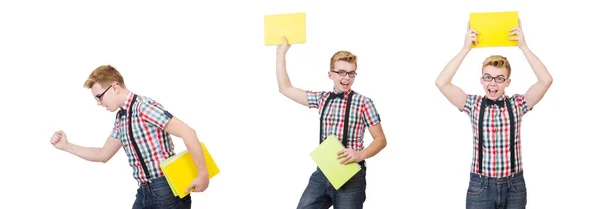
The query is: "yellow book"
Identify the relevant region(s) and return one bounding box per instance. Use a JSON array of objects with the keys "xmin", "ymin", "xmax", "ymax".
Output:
[
  {"xmin": 264, "ymin": 12, "xmax": 306, "ymax": 45},
  {"xmin": 469, "ymin": 11, "xmax": 519, "ymax": 48},
  {"xmin": 160, "ymin": 142, "xmax": 220, "ymax": 198},
  {"xmin": 309, "ymin": 134, "xmax": 362, "ymax": 190}
]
